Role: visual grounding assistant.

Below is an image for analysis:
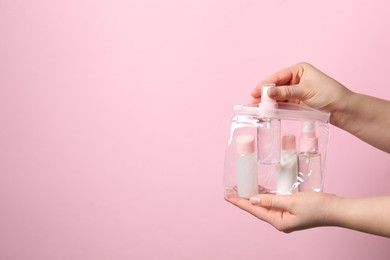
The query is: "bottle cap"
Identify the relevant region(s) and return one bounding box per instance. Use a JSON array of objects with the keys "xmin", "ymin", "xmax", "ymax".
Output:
[
  {"xmin": 302, "ymin": 121, "xmax": 316, "ymax": 138},
  {"xmin": 259, "ymin": 83, "xmax": 278, "ymax": 109},
  {"xmin": 282, "ymin": 135, "xmax": 296, "ymax": 150},
  {"xmin": 236, "ymin": 135, "xmax": 255, "ymax": 154}
]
